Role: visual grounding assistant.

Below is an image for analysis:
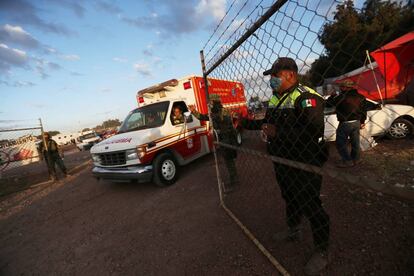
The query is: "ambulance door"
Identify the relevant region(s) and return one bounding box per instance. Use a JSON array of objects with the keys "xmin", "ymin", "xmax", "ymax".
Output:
[{"xmin": 170, "ymin": 101, "xmax": 202, "ymax": 158}]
